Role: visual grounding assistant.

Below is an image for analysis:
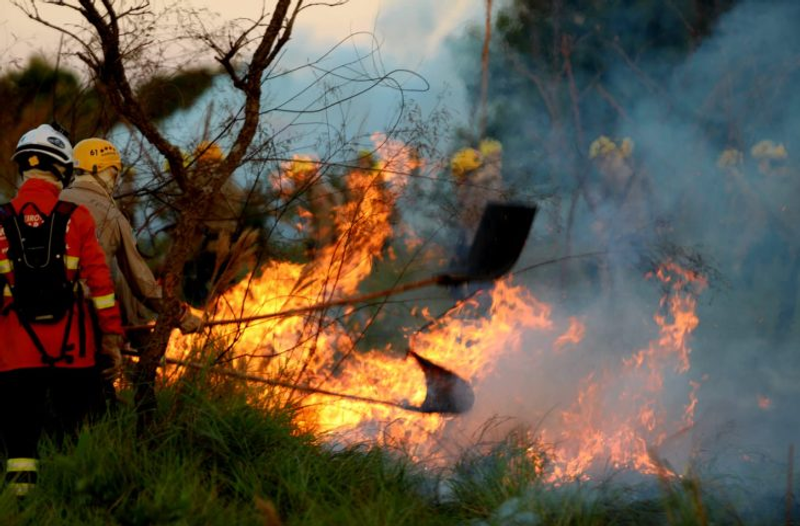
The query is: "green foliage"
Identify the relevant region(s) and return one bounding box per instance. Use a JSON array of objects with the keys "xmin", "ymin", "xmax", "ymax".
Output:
[
  {"xmin": 447, "ymin": 449, "xmax": 749, "ymax": 526},
  {"xmin": 0, "ymin": 57, "xmax": 88, "ymax": 197},
  {"xmin": 136, "ymin": 69, "xmax": 218, "ymax": 122},
  {"xmin": 0, "ymin": 57, "xmax": 220, "ymax": 199},
  {"xmin": 5, "ymin": 56, "xmax": 80, "ymax": 108},
  {"xmin": 494, "ymin": 0, "xmax": 734, "ymax": 73}
]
